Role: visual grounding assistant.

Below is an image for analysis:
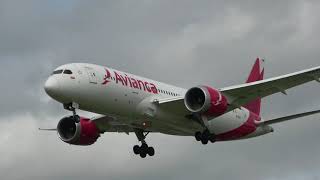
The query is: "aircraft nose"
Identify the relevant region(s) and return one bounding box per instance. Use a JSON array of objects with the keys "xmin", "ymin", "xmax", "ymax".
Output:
[{"xmin": 44, "ymin": 77, "xmax": 60, "ymax": 97}]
